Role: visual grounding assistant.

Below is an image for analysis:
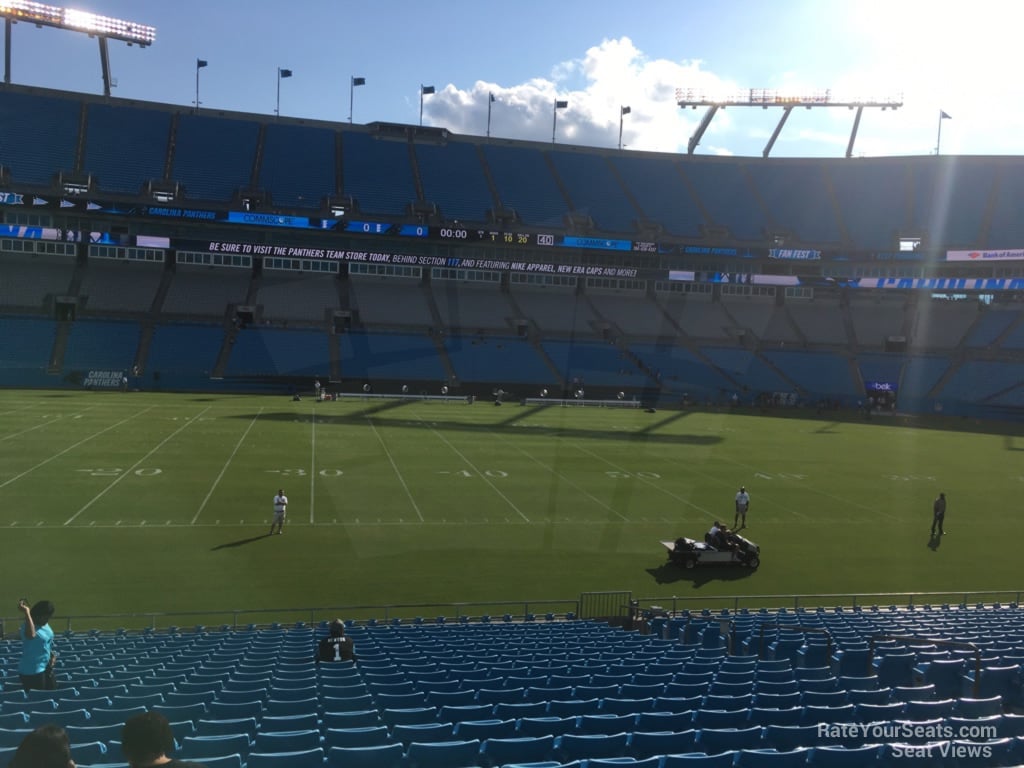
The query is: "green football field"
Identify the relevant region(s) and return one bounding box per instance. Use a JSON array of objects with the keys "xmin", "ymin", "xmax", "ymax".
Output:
[{"xmin": 1, "ymin": 390, "xmax": 1020, "ymax": 629}]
